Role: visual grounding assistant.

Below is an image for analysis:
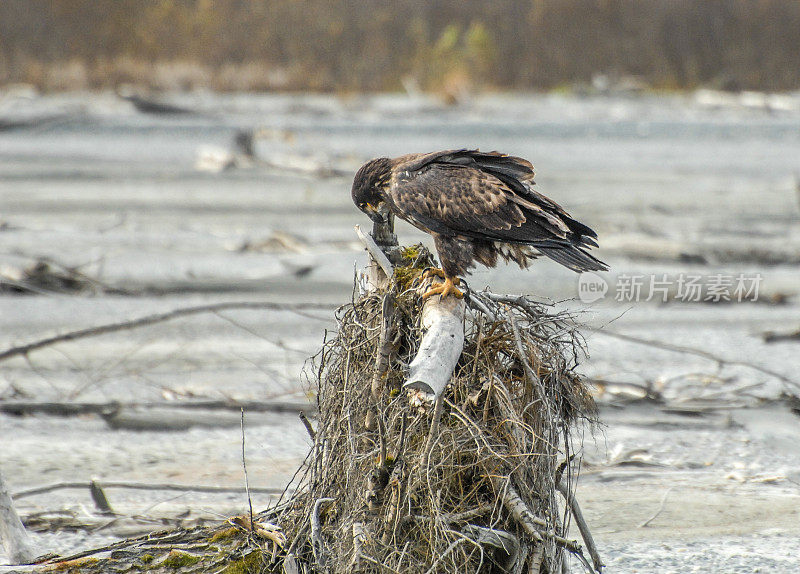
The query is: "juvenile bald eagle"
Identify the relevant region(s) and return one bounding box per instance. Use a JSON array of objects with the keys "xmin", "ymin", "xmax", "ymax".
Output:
[{"xmin": 352, "ymin": 149, "xmax": 607, "ymax": 299}]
